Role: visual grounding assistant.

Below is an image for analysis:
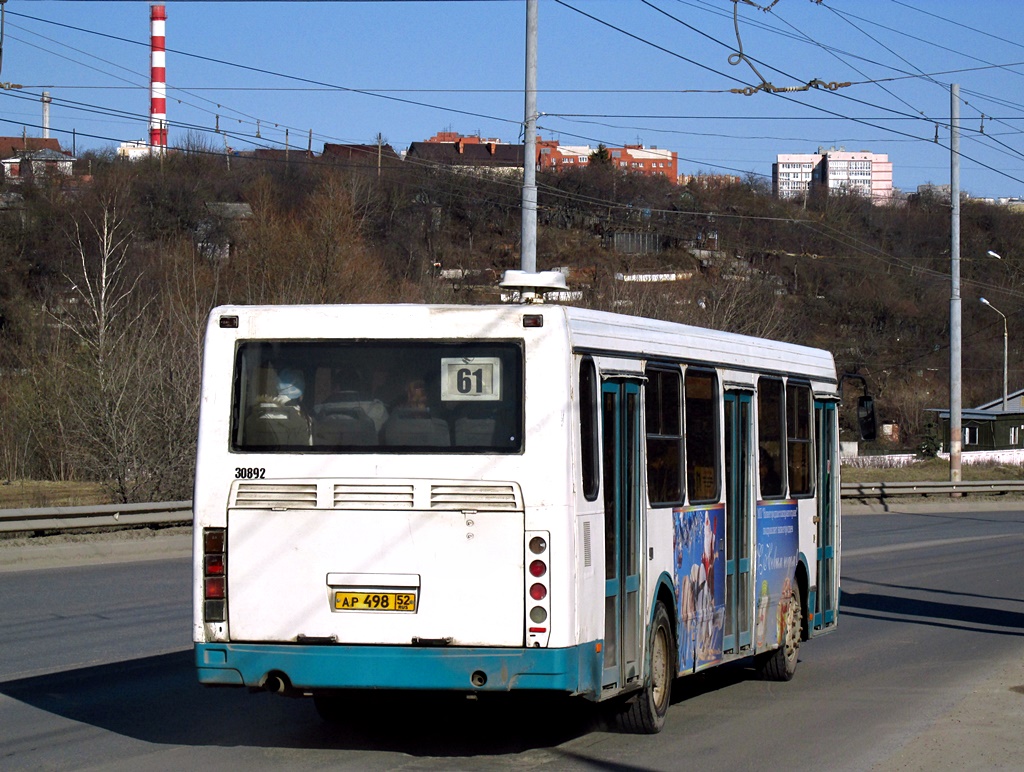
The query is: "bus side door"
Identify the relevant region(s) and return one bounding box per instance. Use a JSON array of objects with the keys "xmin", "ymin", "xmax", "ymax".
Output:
[
  {"xmin": 724, "ymin": 391, "xmax": 754, "ymax": 653},
  {"xmin": 601, "ymin": 380, "xmax": 644, "ymax": 691},
  {"xmin": 813, "ymin": 400, "xmax": 839, "ymax": 632}
]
